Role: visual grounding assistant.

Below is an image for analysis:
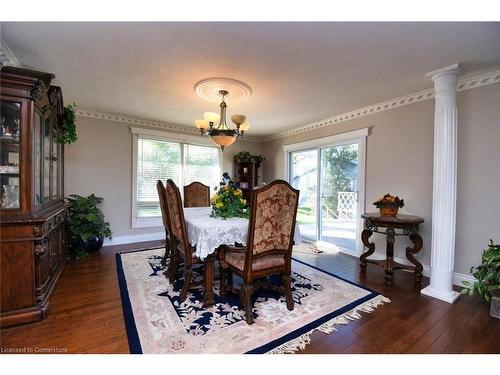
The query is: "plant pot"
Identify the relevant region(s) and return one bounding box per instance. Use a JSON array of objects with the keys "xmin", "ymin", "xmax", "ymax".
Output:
[
  {"xmin": 84, "ymin": 236, "xmax": 104, "ymax": 253},
  {"xmin": 491, "ymin": 292, "xmax": 500, "ymax": 319},
  {"xmin": 380, "ymin": 206, "xmax": 399, "ymax": 217}
]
